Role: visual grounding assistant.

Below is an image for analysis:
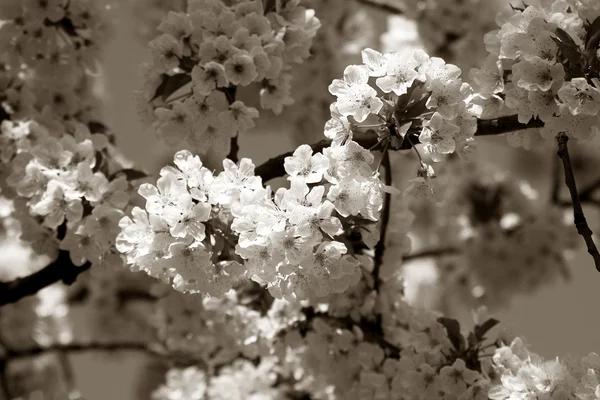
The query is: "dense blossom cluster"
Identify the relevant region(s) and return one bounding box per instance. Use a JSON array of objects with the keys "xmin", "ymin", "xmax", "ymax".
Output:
[
  {"xmin": 116, "ymin": 137, "xmax": 391, "ymax": 300},
  {"xmin": 471, "ymin": 0, "xmax": 600, "ymax": 142},
  {"xmin": 490, "ymin": 337, "xmax": 600, "ymax": 399},
  {"xmin": 138, "ymin": 0, "xmax": 320, "ymax": 162},
  {"xmin": 1, "ymin": 119, "xmax": 131, "ymax": 267},
  {"xmin": 327, "ymin": 47, "xmax": 477, "ymax": 164}
]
